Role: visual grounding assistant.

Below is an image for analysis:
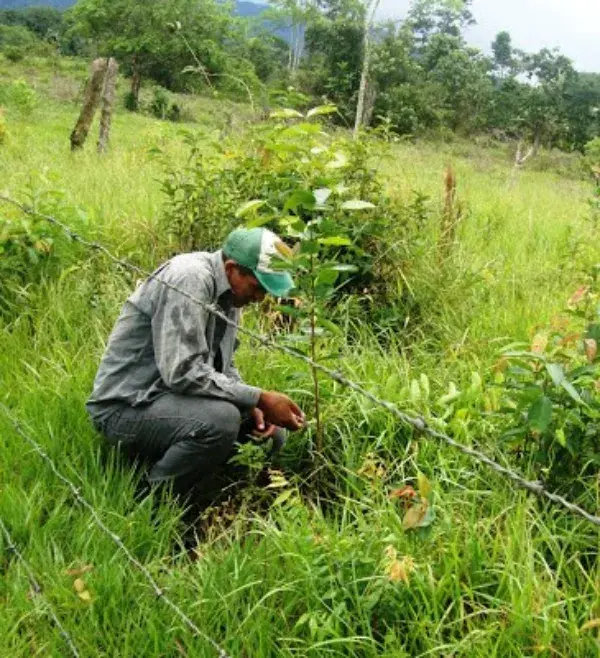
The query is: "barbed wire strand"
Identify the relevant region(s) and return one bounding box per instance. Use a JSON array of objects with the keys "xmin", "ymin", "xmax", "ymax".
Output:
[
  {"xmin": 0, "ymin": 407, "xmax": 232, "ymax": 658},
  {"xmin": 2, "ymin": 193, "xmax": 600, "ymax": 530},
  {"xmin": 0, "ymin": 515, "xmax": 81, "ymax": 657}
]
